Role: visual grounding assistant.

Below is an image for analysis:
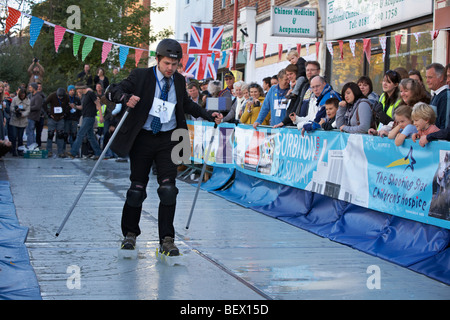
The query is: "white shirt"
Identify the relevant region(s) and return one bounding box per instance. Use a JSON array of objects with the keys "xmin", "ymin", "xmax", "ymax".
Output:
[{"xmin": 142, "ymin": 67, "xmax": 177, "ymax": 132}]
